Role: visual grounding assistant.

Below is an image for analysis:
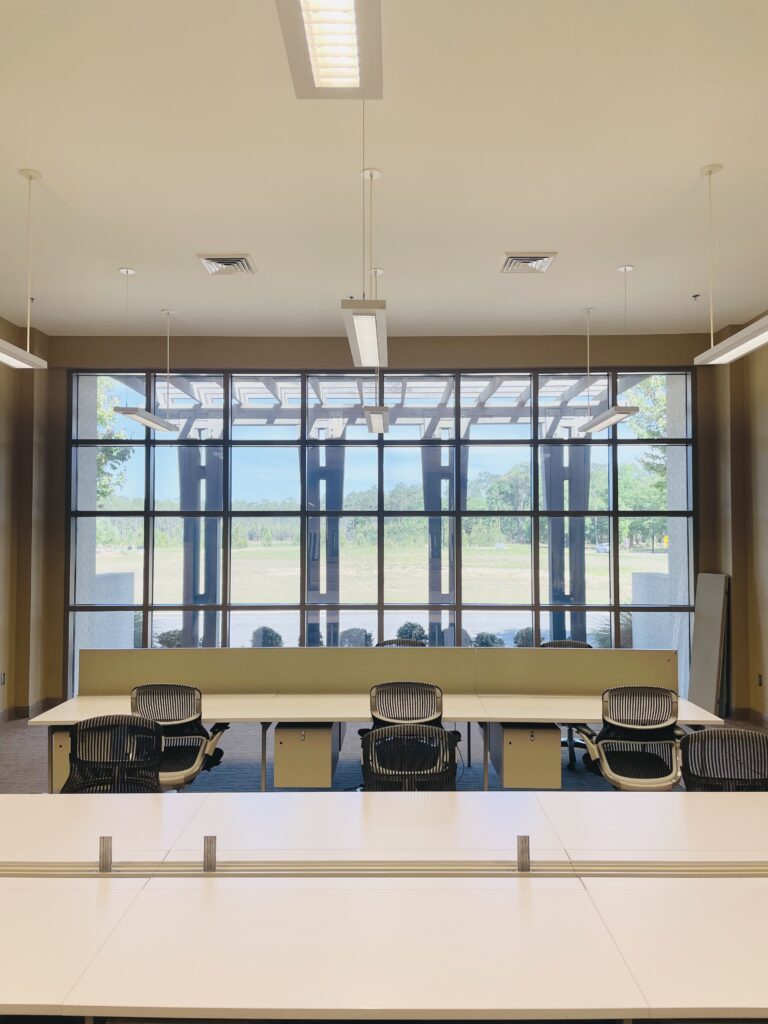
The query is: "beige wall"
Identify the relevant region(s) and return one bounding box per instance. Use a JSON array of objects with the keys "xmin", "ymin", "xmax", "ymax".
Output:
[{"xmin": 743, "ymin": 346, "xmax": 768, "ymax": 718}]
